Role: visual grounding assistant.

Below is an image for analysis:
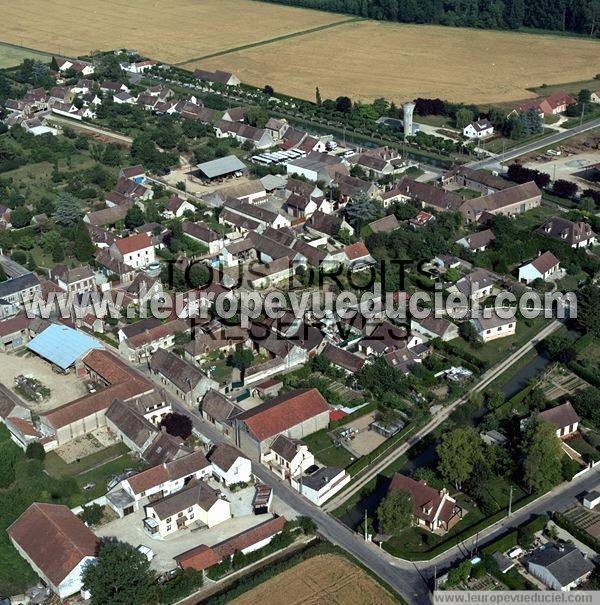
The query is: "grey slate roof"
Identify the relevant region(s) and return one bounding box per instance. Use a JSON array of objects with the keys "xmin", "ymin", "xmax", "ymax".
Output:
[{"xmin": 527, "ymin": 543, "xmax": 594, "ymax": 587}]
